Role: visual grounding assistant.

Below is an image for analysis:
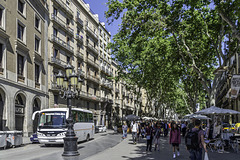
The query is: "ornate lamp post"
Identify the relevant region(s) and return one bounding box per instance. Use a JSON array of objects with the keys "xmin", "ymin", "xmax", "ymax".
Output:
[{"xmin": 56, "ymin": 63, "xmax": 84, "ymax": 157}]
